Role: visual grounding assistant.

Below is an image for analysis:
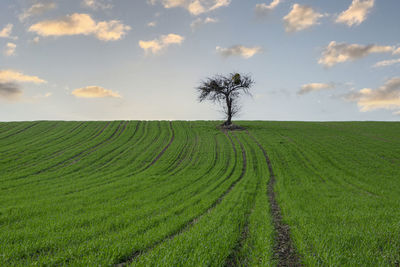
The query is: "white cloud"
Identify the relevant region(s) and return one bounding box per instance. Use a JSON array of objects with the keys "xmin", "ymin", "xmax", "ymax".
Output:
[
  {"xmin": 283, "ymin": 4, "xmax": 324, "ymax": 32},
  {"xmin": 82, "ymin": 0, "xmax": 113, "ymax": 10},
  {"xmin": 216, "ymin": 45, "xmax": 262, "ymax": 59},
  {"xmin": 393, "ymin": 47, "xmax": 400, "ymax": 55},
  {"xmin": 0, "ymin": 70, "xmax": 47, "ymax": 101},
  {"xmin": 28, "ymin": 13, "xmax": 131, "ymax": 41},
  {"xmin": 0, "ymin": 70, "xmax": 46, "ymax": 84},
  {"xmin": 191, "ymin": 17, "xmax": 218, "ymax": 30},
  {"xmin": 345, "ymin": 77, "xmax": 400, "ymax": 113},
  {"xmin": 0, "ymin": 24, "xmax": 13, "ymax": 38},
  {"xmin": 148, "ymin": 0, "xmax": 230, "ymax": 15},
  {"xmin": 255, "ymin": 0, "xmax": 281, "ymax": 17},
  {"xmin": 336, "ymin": 0, "xmax": 374, "ymax": 27},
  {"xmin": 394, "ymin": 110, "xmax": 400, "ymax": 116},
  {"xmin": 72, "ymin": 86, "xmax": 121, "ymax": 98},
  {"xmin": 373, "ymin": 58, "xmax": 400, "ymax": 68},
  {"xmin": 298, "ymin": 83, "xmax": 335, "ymax": 95},
  {"xmin": 139, "ymin": 33, "xmax": 184, "ymax": 54},
  {"xmin": 4, "ymin": 43, "xmax": 16, "ymax": 56},
  {"xmin": 319, "ymin": 41, "xmax": 394, "ymax": 67},
  {"xmin": 19, "ymin": 1, "xmax": 56, "ymax": 21}
]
